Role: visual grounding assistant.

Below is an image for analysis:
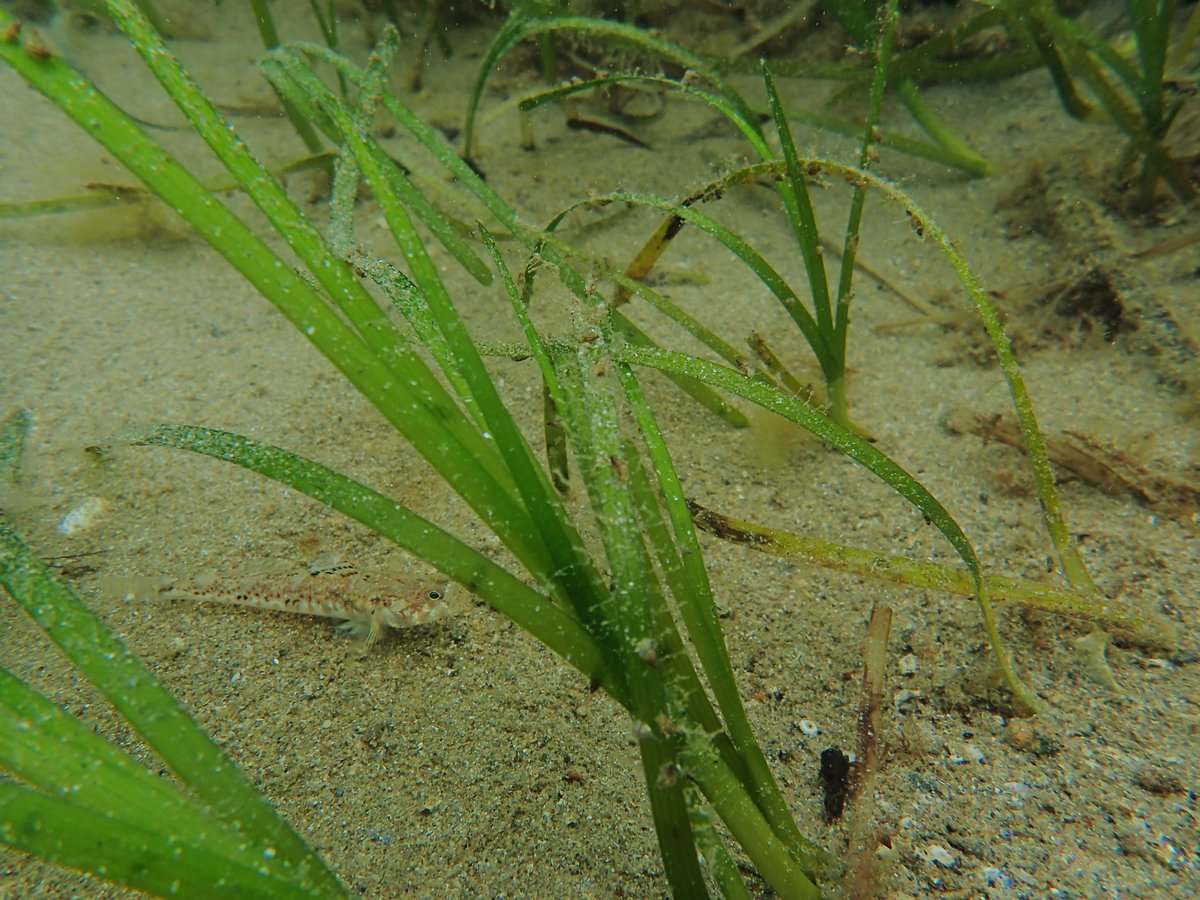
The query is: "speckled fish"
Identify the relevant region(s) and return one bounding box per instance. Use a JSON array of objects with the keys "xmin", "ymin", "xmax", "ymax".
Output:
[{"xmin": 161, "ymin": 559, "xmax": 452, "ymax": 650}]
